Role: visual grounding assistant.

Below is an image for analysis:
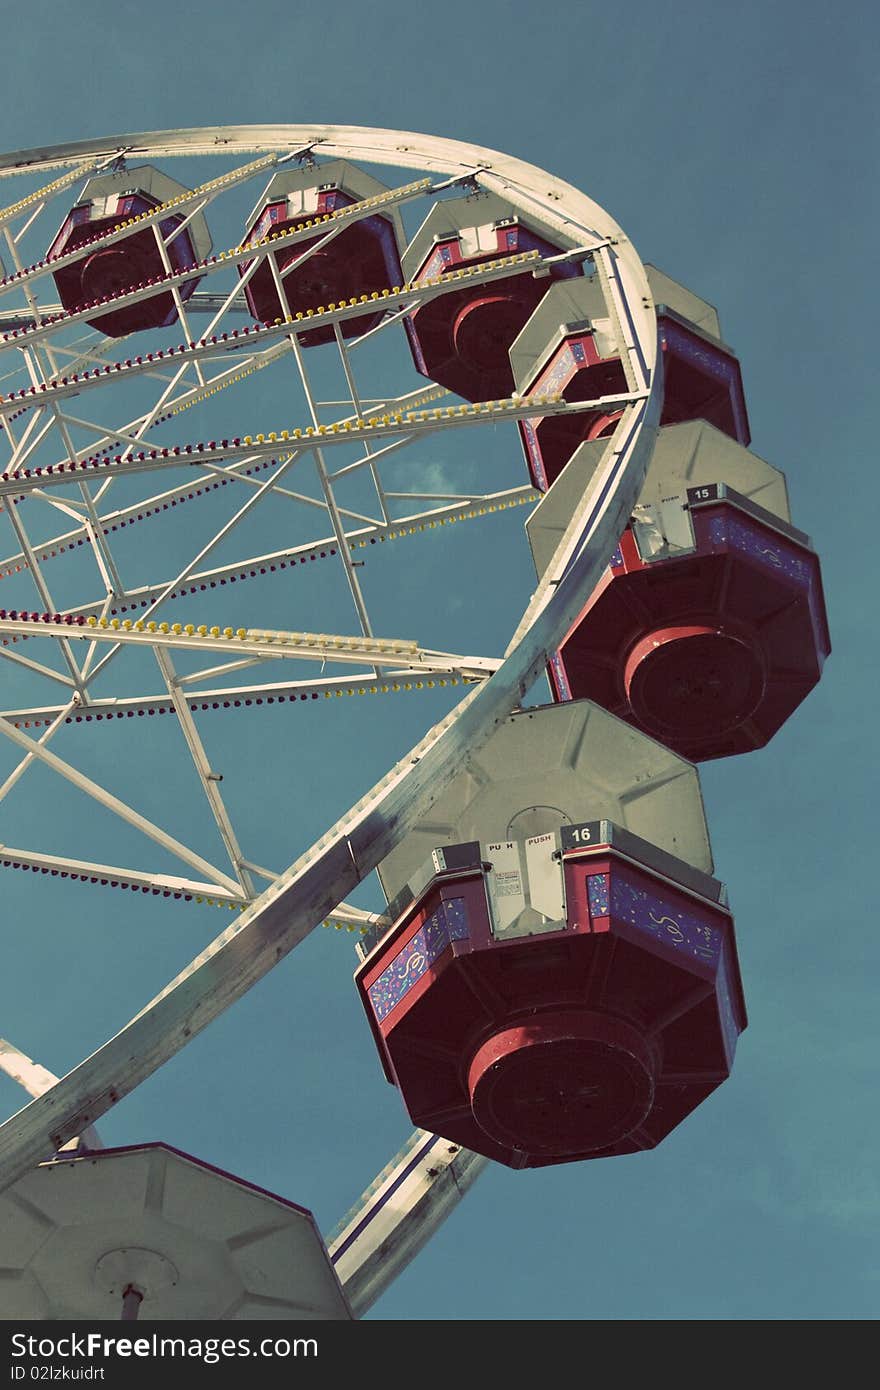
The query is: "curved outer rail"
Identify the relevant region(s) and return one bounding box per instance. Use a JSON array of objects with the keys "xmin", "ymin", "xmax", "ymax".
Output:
[
  {"xmin": 0, "ymin": 127, "xmax": 662, "ymax": 1302},
  {"xmin": 329, "ymin": 1131, "xmax": 488, "ymax": 1317}
]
